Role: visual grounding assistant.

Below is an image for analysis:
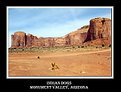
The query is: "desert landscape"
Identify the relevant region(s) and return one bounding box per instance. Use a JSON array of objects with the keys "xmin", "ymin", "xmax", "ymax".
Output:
[
  {"xmin": 8, "ymin": 17, "xmax": 112, "ymax": 77},
  {"xmin": 8, "ymin": 47, "xmax": 111, "ymax": 77}
]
